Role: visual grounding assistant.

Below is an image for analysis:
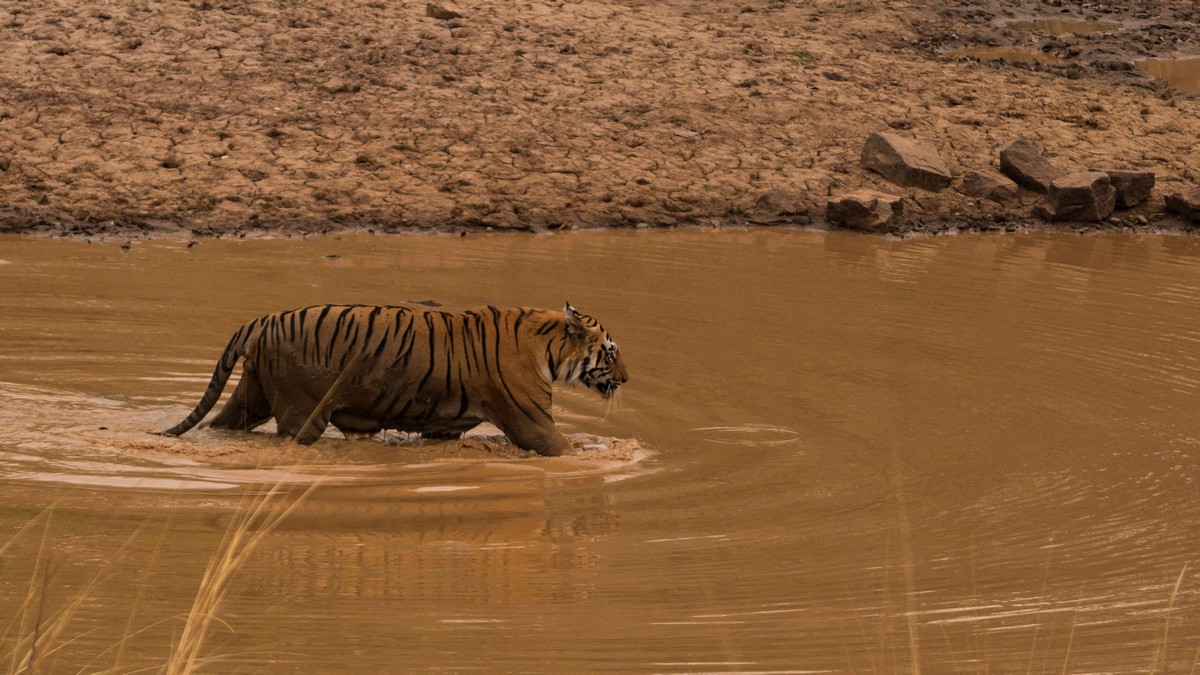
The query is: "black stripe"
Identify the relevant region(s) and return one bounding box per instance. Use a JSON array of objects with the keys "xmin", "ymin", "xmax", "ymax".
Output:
[
  {"xmin": 375, "ymin": 310, "xmax": 400, "ymax": 358},
  {"xmin": 390, "ymin": 315, "xmax": 417, "ymax": 369},
  {"xmin": 513, "ymin": 309, "xmax": 527, "ymax": 349},
  {"xmin": 460, "ymin": 315, "xmax": 476, "ymax": 376},
  {"xmin": 327, "ymin": 306, "xmax": 354, "ymax": 365},
  {"xmin": 441, "ymin": 313, "xmax": 455, "ymax": 393},
  {"xmin": 297, "ymin": 308, "xmax": 310, "ymax": 361},
  {"xmin": 414, "ymin": 313, "xmax": 437, "ymax": 394},
  {"xmin": 477, "ymin": 313, "xmax": 491, "ymax": 375},
  {"xmin": 496, "ymin": 370, "xmax": 541, "ymax": 423},
  {"xmin": 362, "ymin": 306, "xmax": 380, "ymax": 353},
  {"xmin": 312, "ymin": 305, "xmax": 334, "ymax": 366},
  {"xmin": 456, "ymin": 386, "xmax": 469, "ymax": 418},
  {"xmin": 524, "ymin": 392, "xmax": 551, "ymax": 419}
]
